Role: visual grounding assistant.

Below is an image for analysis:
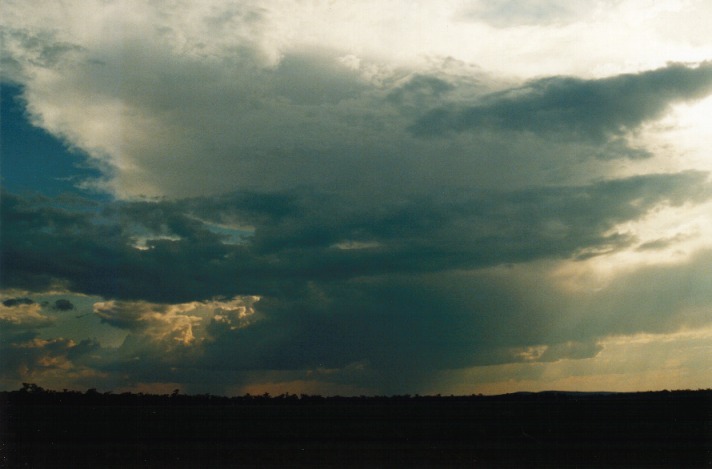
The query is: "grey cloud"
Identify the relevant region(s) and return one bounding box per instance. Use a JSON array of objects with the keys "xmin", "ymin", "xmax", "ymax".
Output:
[
  {"xmin": 11, "ymin": 32, "xmax": 699, "ymax": 203},
  {"xmin": 65, "ymin": 338, "xmax": 100, "ymax": 360},
  {"xmin": 196, "ymin": 244, "xmax": 711, "ymax": 393},
  {"xmin": 5, "ymin": 36, "xmax": 579, "ymax": 199},
  {"xmin": 0, "ymin": 28, "xmax": 84, "ymax": 83},
  {"xmin": 583, "ymin": 249, "xmax": 712, "ymax": 337},
  {"xmin": 538, "ymin": 341, "xmax": 603, "ymax": 362},
  {"xmin": 0, "ymin": 320, "xmax": 52, "ymax": 342},
  {"xmin": 5, "ymin": 242, "xmax": 707, "ymax": 395},
  {"xmin": 2, "ymin": 169, "xmax": 711, "ymax": 393},
  {"xmin": 94, "ymin": 302, "xmax": 152, "ymax": 331},
  {"xmin": 0, "ymin": 333, "xmax": 99, "ymax": 385},
  {"xmin": 2, "ymin": 297, "xmax": 34, "ymax": 307},
  {"xmin": 4, "ymin": 1, "xmax": 712, "ymax": 396},
  {"xmin": 636, "ymin": 233, "xmax": 691, "ymax": 251},
  {"xmin": 196, "ymin": 282, "xmax": 495, "ymax": 393},
  {"xmin": 198, "ymin": 229, "xmax": 709, "ymax": 394},
  {"xmin": 52, "ymin": 299, "xmax": 74, "ymax": 311},
  {"xmin": 462, "ymin": 0, "xmax": 602, "ymax": 28},
  {"xmin": 272, "ymin": 51, "xmax": 371, "ymax": 105},
  {"xmin": 0, "ymin": 299, "xmax": 53, "ymax": 336},
  {"xmin": 242, "ymin": 171, "xmax": 711, "ymax": 279},
  {"xmin": 2, "ymin": 170, "xmax": 710, "ymax": 302},
  {"xmin": 410, "ymin": 62, "xmax": 712, "ymax": 146},
  {"xmin": 386, "ymin": 74, "xmax": 455, "ymax": 110},
  {"xmin": 33, "ymin": 42, "xmax": 388, "ymax": 198}
]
